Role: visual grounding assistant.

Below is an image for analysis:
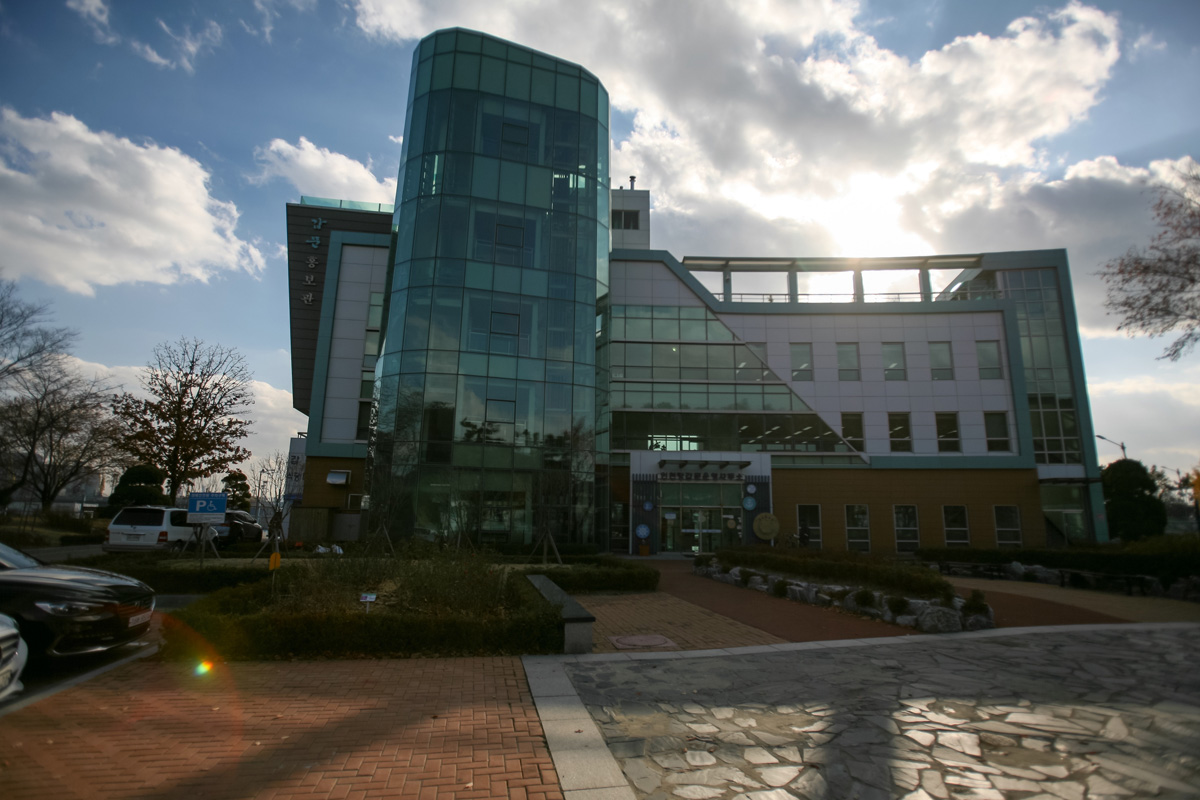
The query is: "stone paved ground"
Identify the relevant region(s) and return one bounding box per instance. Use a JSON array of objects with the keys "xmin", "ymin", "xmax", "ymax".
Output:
[
  {"xmin": 0, "ymin": 657, "xmax": 562, "ymax": 800},
  {"xmin": 564, "ymin": 625, "xmax": 1200, "ymax": 800}
]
